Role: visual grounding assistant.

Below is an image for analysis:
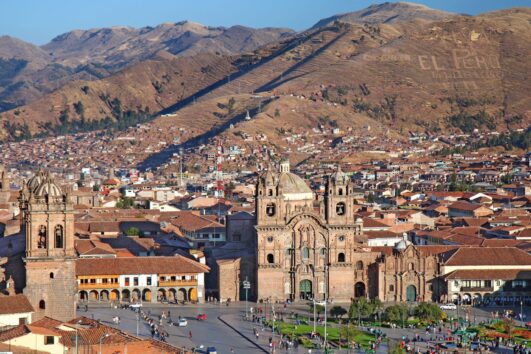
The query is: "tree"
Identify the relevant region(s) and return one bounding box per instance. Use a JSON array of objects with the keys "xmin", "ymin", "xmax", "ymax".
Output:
[
  {"xmin": 349, "ymin": 297, "xmax": 371, "ymax": 324},
  {"xmin": 330, "ymin": 305, "xmax": 347, "ymax": 320},
  {"xmin": 414, "ymin": 302, "xmax": 443, "ymax": 323},
  {"xmin": 366, "ymin": 192, "xmax": 375, "ymax": 203},
  {"xmin": 227, "ymin": 97, "xmax": 236, "ymax": 114},
  {"xmin": 92, "ymin": 184, "xmax": 100, "ymax": 192},
  {"xmin": 274, "ymin": 108, "xmax": 280, "ymax": 117},
  {"xmin": 384, "ymin": 304, "xmax": 409, "ymax": 324}
]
